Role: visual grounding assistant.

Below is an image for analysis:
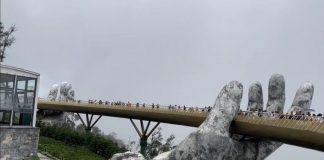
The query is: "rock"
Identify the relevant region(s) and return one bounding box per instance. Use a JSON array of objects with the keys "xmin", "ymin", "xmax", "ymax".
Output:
[
  {"xmin": 159, "ymin": 81, "xmax": 254, "ymax": 160},
  {"xmin": 59, "ymin": 82, "xmax": 75, "ymax": 101},
  {"xmin": 47, "ymin": 84, "xmax": 59, "ymax": 100},
  {"xmin": 152, "ymin": 75, "xmax": 314, "ymax": 160},
  {"xmin": 198, "ymin": 81, "xmax": 243, "ymax": 136},
  {"xmin": 110, "ymin": 152, "xmax": 145, "ymax": 160},
  {"xmin": 41, "ymin": 82, "xmax": 76, "ymax": 123},
  {"xmin": 288, "ymin": 82, "xmax": 314, "ymax": 112},
  {"xmin": 153, "ymin": 151, "xmax": 172, "ymax": 160},
  {"xmin": 266, "ymin": 74, "xmax": 285, "ymax": 113},
  {"xmin": 114, "ymin": 75, "xmax": 315, "ymax": 160},
  {"xmin": 47, "ymin": 82, "xmax": 75, "ymax": 102},
  {"xmin": 247, "ymin": 82, "xmax": 263, "ymax": 111}
]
